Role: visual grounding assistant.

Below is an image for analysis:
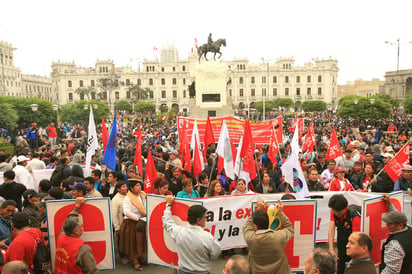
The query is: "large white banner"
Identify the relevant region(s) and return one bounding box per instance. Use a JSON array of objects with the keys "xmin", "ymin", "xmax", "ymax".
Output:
[{"xmin": 46, "ymin": 198, "xmax": 115, "ymax": 272}]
